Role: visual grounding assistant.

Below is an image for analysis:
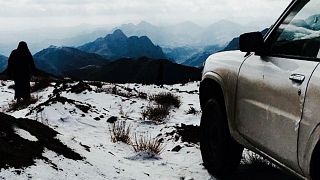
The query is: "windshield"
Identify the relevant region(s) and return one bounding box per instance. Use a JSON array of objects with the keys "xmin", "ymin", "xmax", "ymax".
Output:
[{"xmin": 270, "ymin": 0, "xmax": 320, "ymax": 58}]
